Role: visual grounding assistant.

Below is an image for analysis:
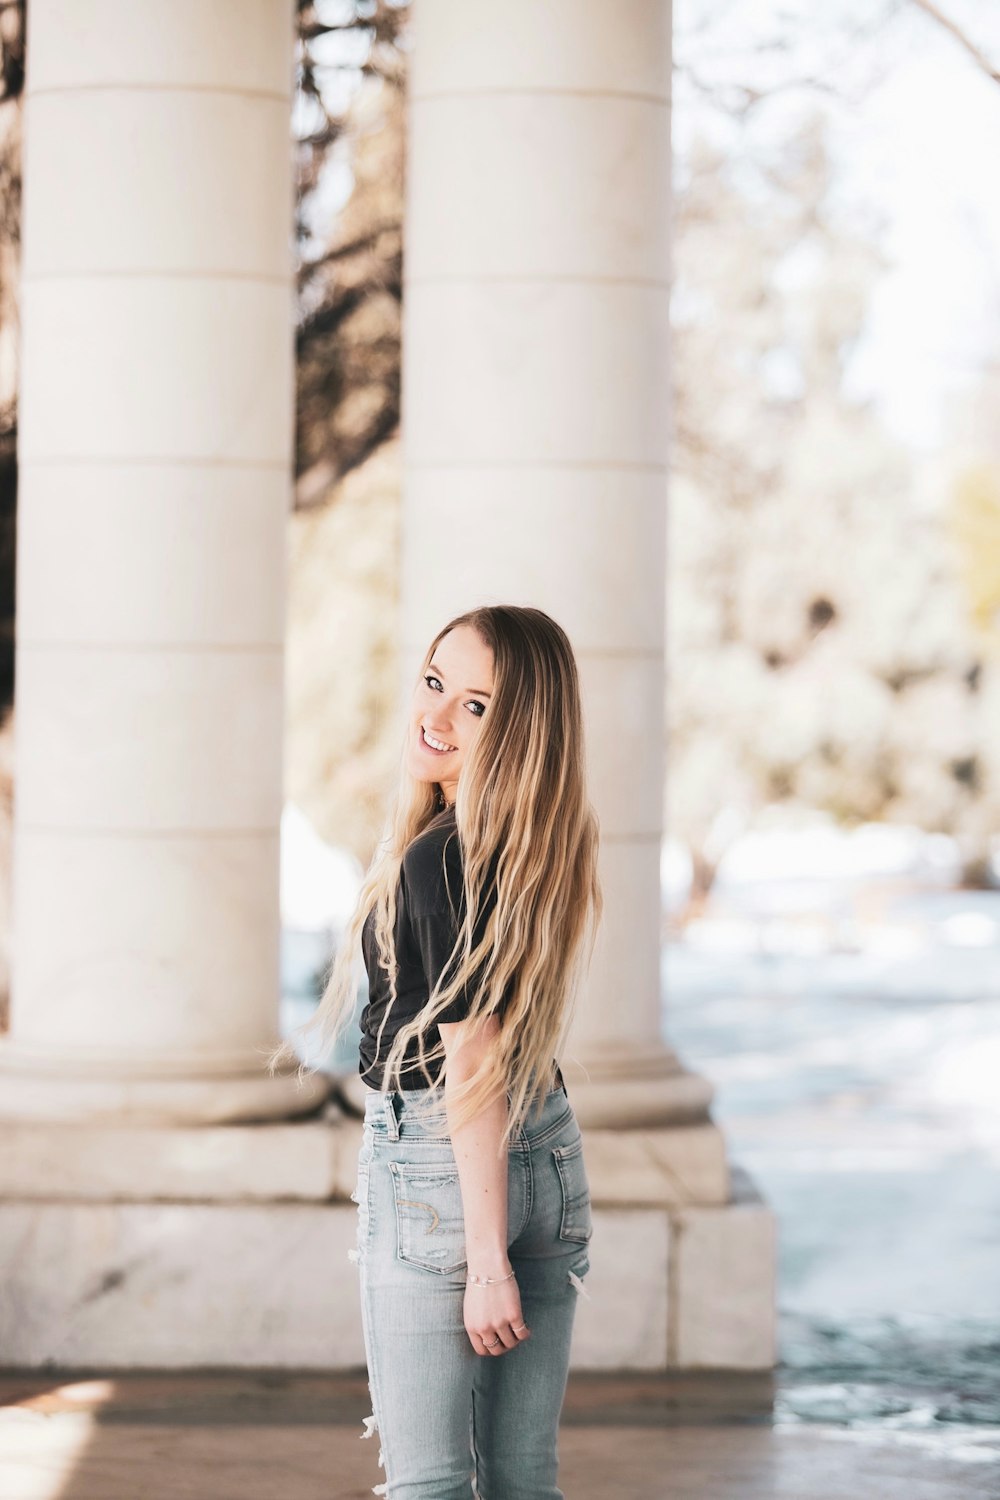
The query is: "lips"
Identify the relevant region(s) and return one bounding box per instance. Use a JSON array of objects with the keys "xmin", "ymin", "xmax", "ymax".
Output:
[{"xmin": 420, "ymin": 725, "xmax": 455, "ymax": 755}]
